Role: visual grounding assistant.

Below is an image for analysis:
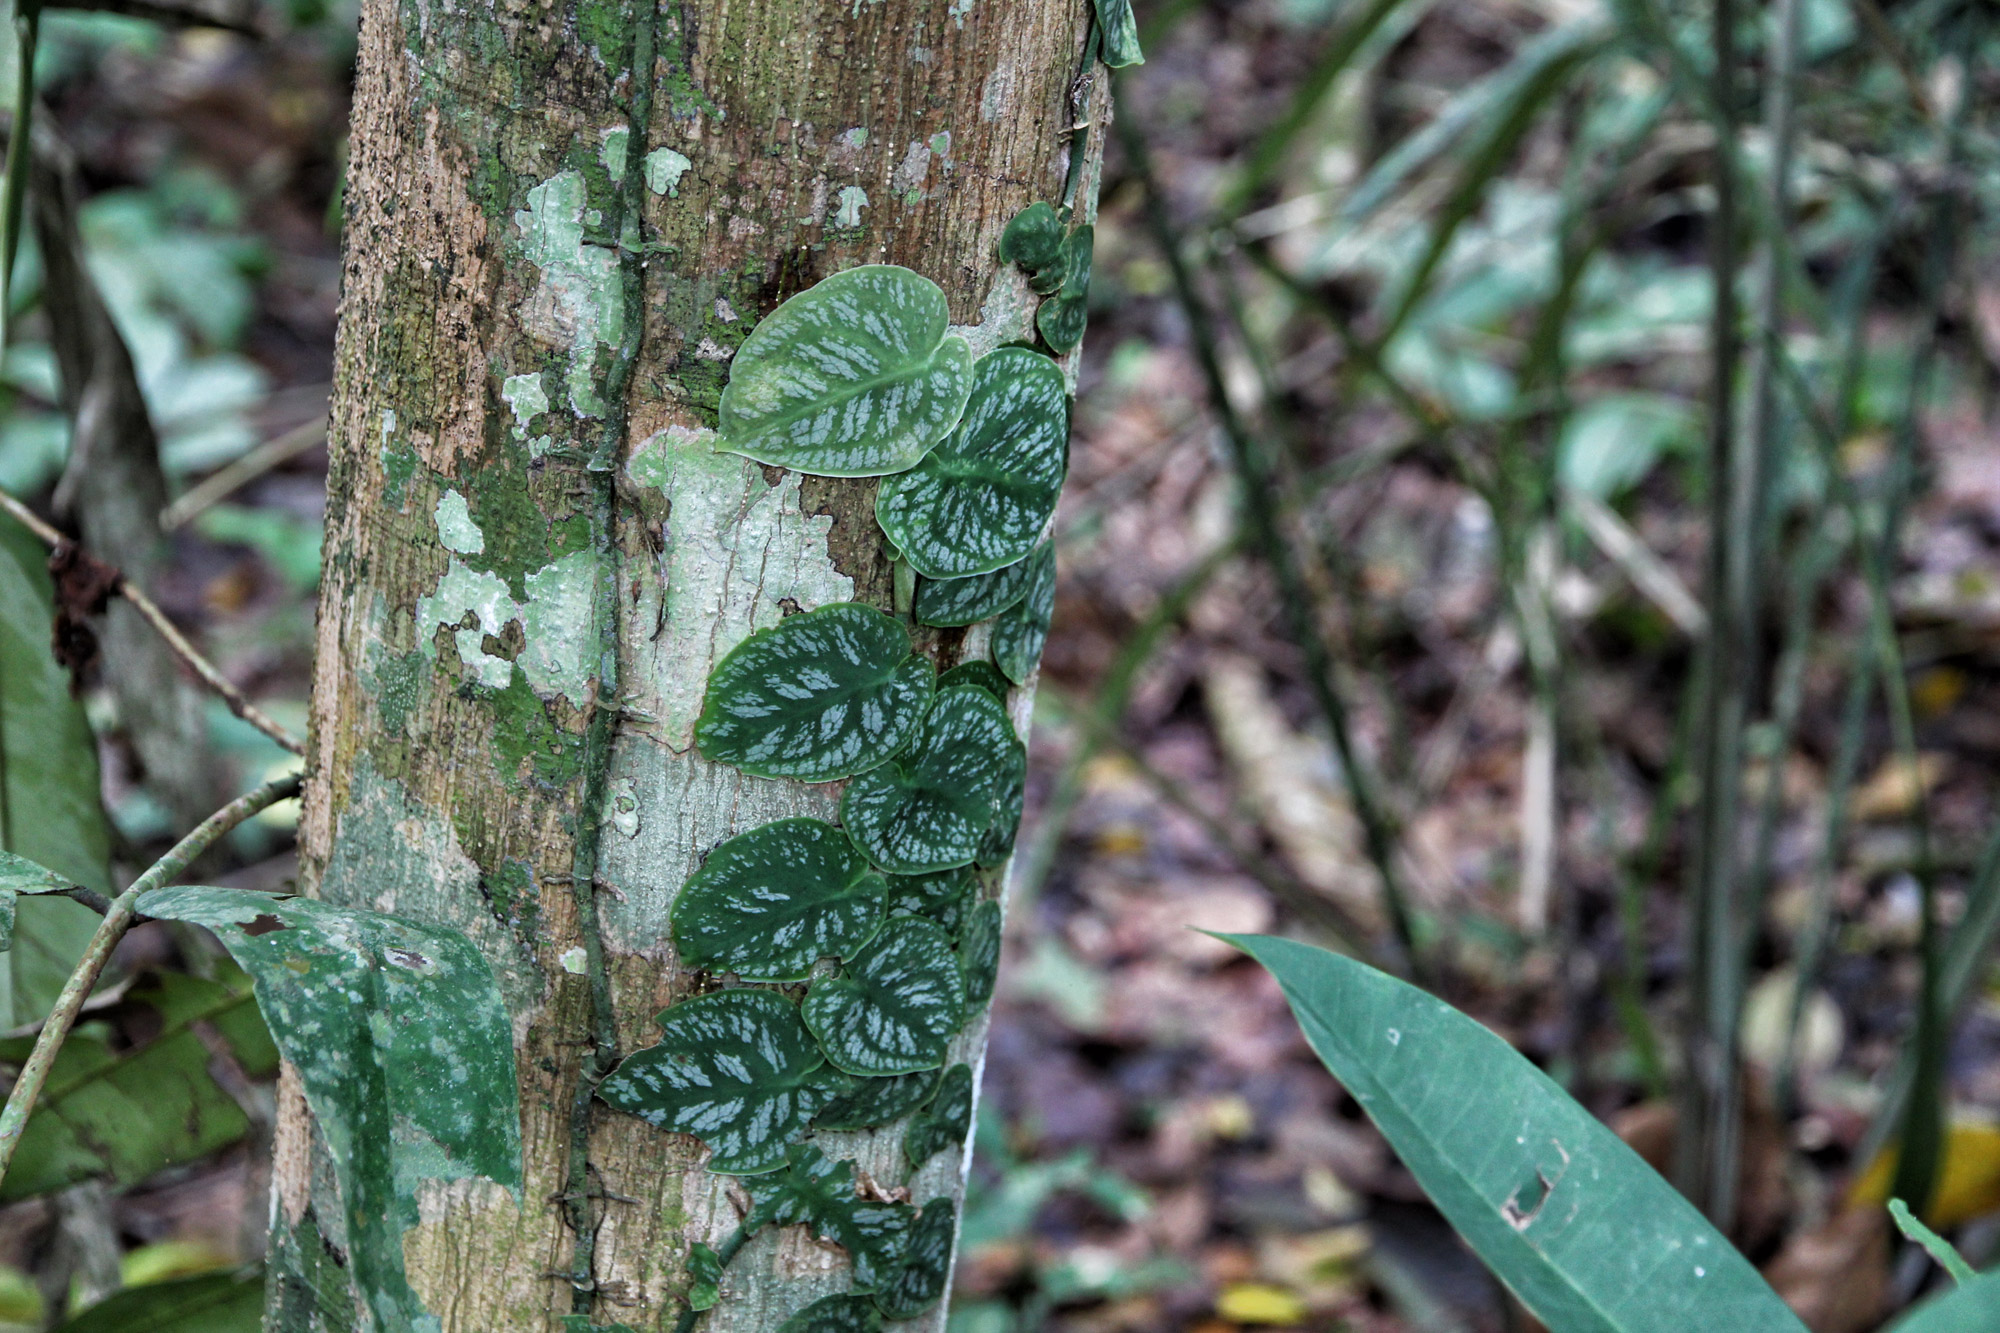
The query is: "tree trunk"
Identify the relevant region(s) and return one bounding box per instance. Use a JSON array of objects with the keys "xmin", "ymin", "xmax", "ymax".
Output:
[{"xmin": 267, "ymin": 0, "xmax": 1102, "ymax": 1328}]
